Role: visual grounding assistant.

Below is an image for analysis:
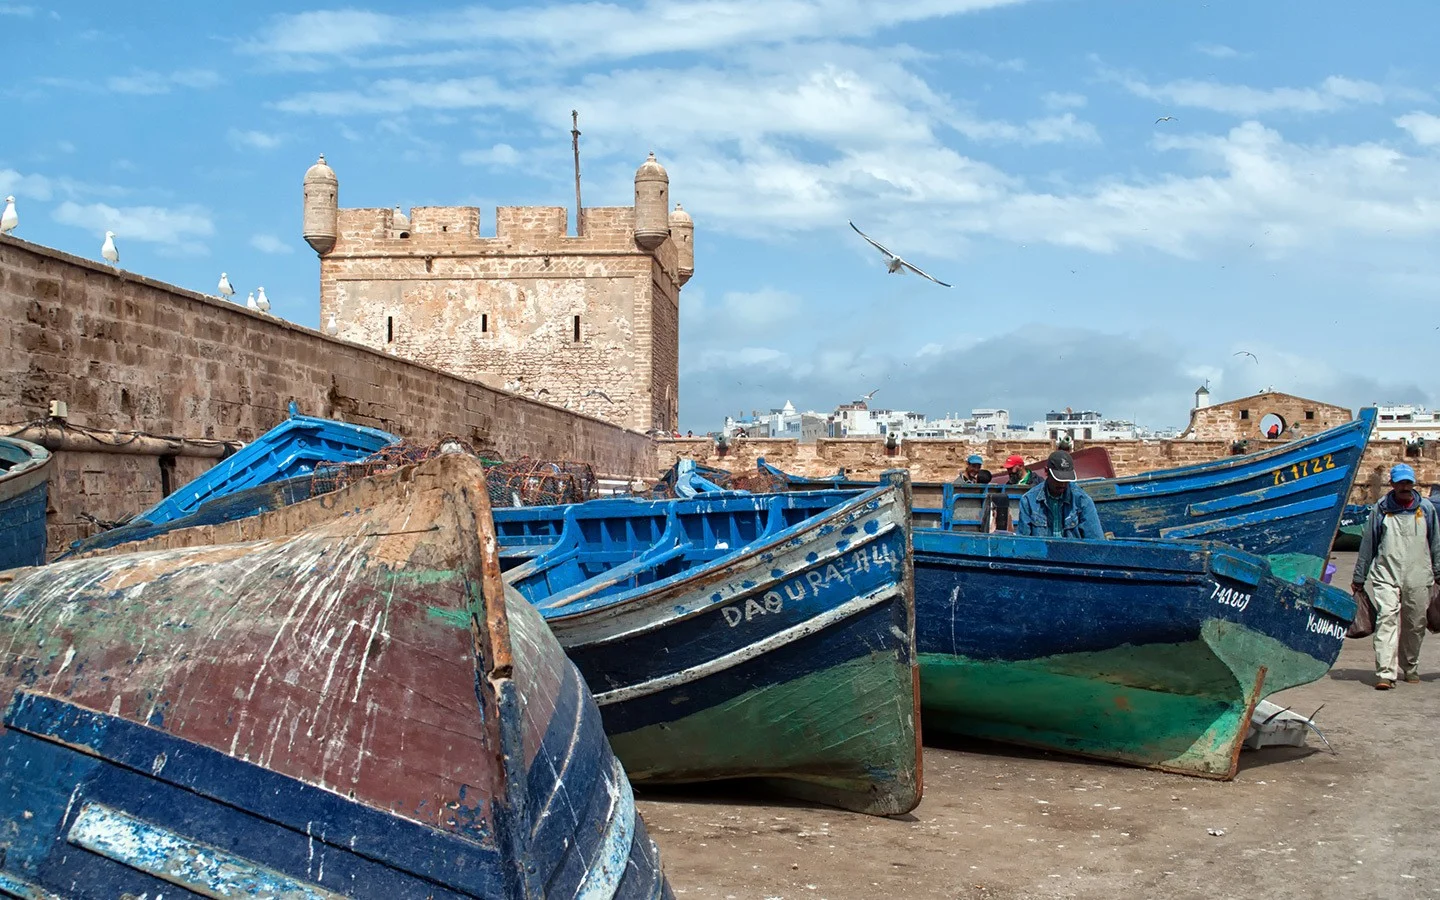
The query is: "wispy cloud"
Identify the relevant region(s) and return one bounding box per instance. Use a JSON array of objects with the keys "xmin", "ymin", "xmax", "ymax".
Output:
[
  {"xmin": 105, "ymin": 68, "xmax": 221, "ymax": 95},
  {"xmin": 953, "ymin": 112, "xmax": 1099, "ymax": 145},
  {"xmin": 227, "ymin": 128, "xmax": 285, "ymax": 151},
  {"xmin": 249, "ymin": 233, "xmax": 295, "ymax": 254},
  {"xmin": 459, "ymin": 143, "xmax": 522, "ymax": 167},
  {"xmin": 1192, "ymin": 42, "xmax": 1243, "ymax": 59},
  {"xmin": 1395, "ymin": 111, "xmax": 1440, "ymax": 145},
  {"xmin": 52, "ymin": 200, "xmax": 215, "ymax": 254},
  {"xmin": 0, "ymin": 4, "xmax": 35, "ymax": 16},
  {"xmin": 1042, "ymin": 91, "xmax": 1087, "ymax": 110},
  {"xmin": 951, "ymin": 50, "xmax": 1026, "ymax": 73},
  {"xmin": 1109, "ymin": 70, "xmax": 1390, "ymax": 115}
]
